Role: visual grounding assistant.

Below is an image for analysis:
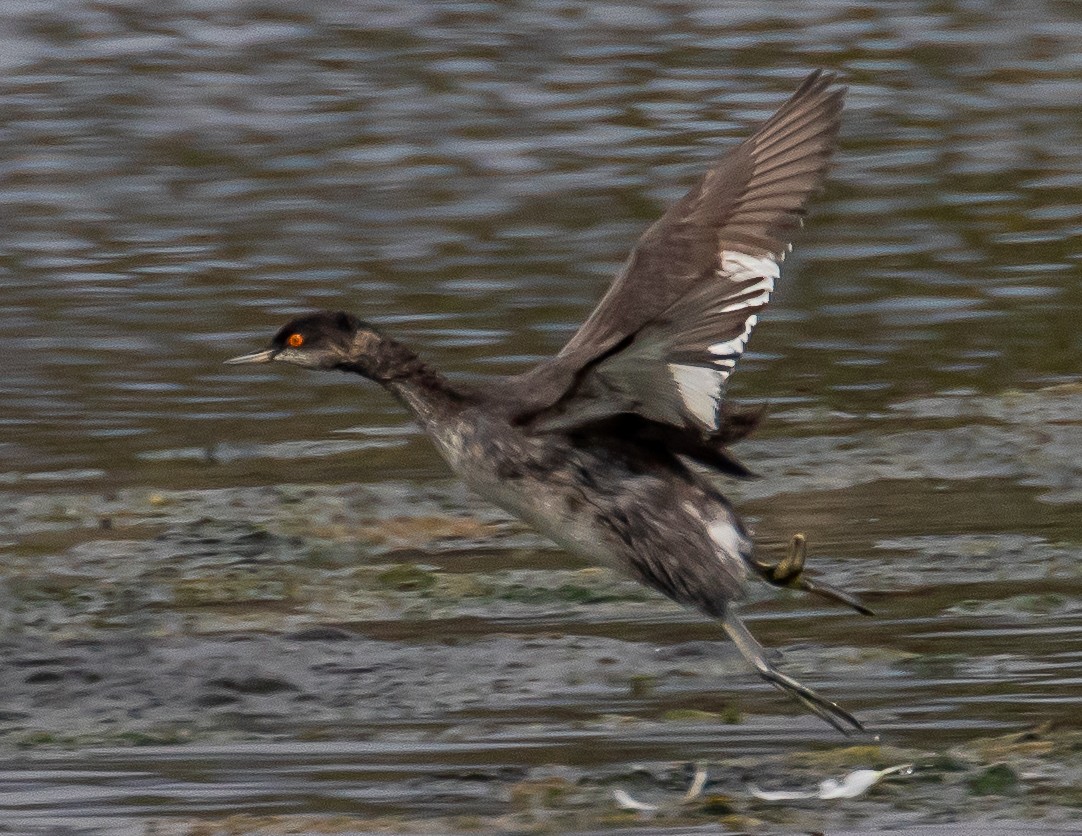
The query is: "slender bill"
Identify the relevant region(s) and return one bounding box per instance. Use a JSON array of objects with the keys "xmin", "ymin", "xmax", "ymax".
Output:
[{"xmin": 224, "ymin": 349, "xmax": 277, "ymax": 365}]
